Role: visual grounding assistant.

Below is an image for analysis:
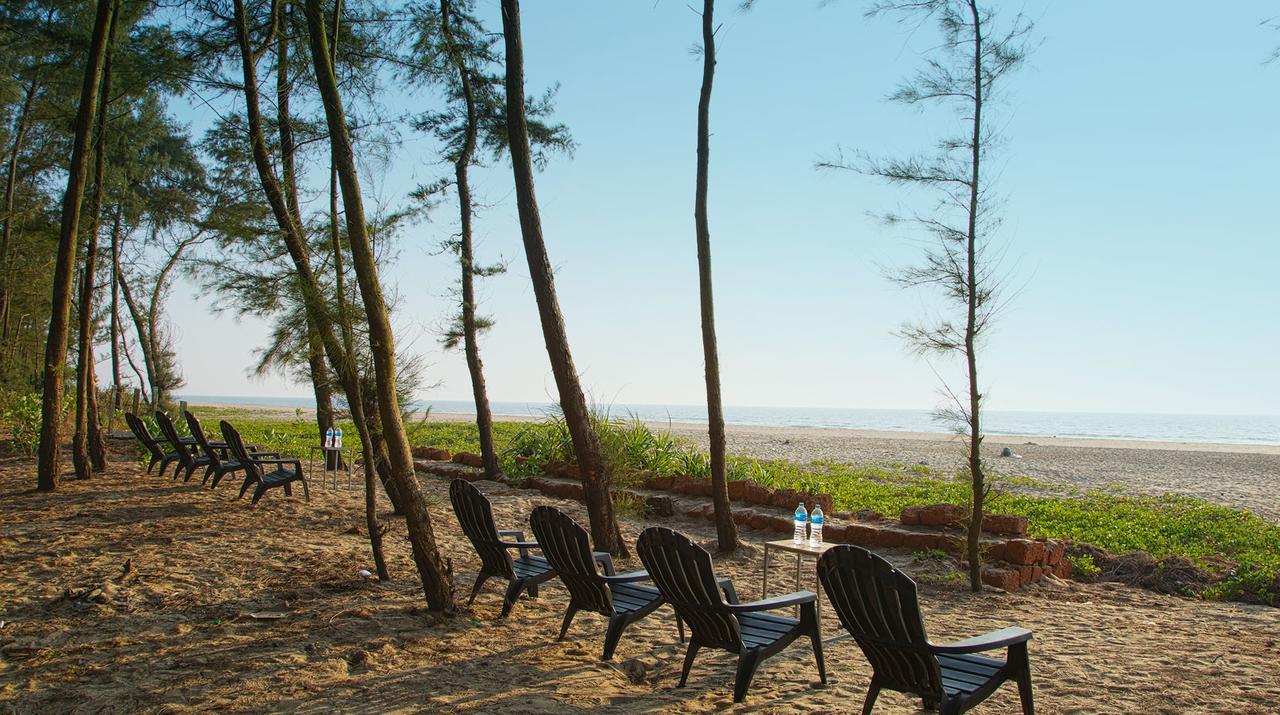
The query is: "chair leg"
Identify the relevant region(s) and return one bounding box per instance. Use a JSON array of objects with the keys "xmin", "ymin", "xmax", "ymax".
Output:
[
  {"xmin": 201, "ymin": 464, "xmax": 215, "ymax": 485},
  {"xmin": 147, "ymin": 456, "xmax": 158, "ymax": 473},
  {"xmin": 468, "ymin": 573, "xmax": 492, "ymax": 606},
  {"xmin": 733, "ymin": 649, "xmax": 764, "ymax": 703},
  {"xmin": 527, "ymin": 583, "xmax": 539, "ymax": 598},
  {"xmin": 602, "ymin": 615, "xmax": 628, "ymax": 661},
  {"xmin": 238, "ymin": 475, "xmax": 254, "ymax": 500},
  {"xmin": 300, "ymin": 478, "xmax": 309, "ymax": 501},
  {"xmin": 804, "ymin": 604, "xmax": 826, "ymax": 683},
  {"xmin": 676, "ymin": 614, "xmax": 685, "ymax": 643},
  {"xmin": 678, "ymin": 640, "xmax": 701, "ymax": 687},
  {"xmin": 500, "ymin": 578, "xmax": 525, "ymax": 618},
  {"xmin": 556, "ymin": 607, "xmax": 578, "ymax": 642},
  {"xmin": 283, "ymin": 482, "xmax": 292, "ymax": 496},
  {"xmin": 1011, "ymin": 642, "xmax": 1034, "ymax": 714},
  {"xmin": 862, "ymin": 678, "xmax": 882, "ymax": 715},
  {"xmin": 251, "ymin": 484, "xmax": 267, "ymax": 505},
  {"xmin": 184, "ymin": 463, "xmax": 197, "ymax": 482}
]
